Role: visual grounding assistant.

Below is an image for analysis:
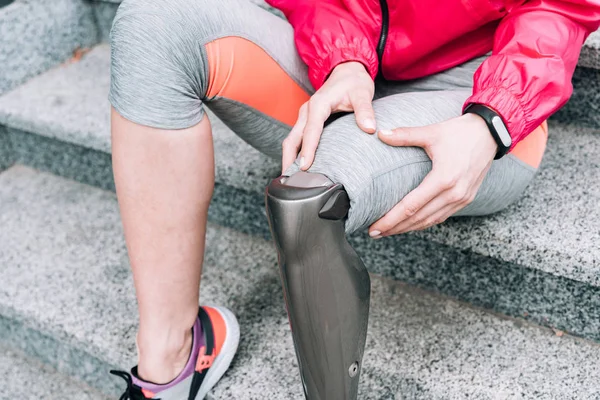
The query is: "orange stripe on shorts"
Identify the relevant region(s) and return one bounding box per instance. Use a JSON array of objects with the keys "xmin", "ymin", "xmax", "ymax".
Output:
[
  {"xmin": 510, "ymin": 121, "xmax": 548, "ymax": 169},
  {"xmin": 205, "ymin": 36, "xmax": 310, "ymax": 126}
]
